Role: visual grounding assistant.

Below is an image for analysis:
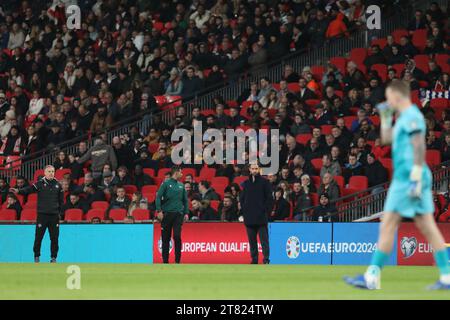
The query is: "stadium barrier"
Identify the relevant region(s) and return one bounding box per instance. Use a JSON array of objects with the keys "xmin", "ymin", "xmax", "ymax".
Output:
[
  {"xmin": 1, "ymin": 222, "xmax": 448, "ymax": 265},
  {"xmin": 0, "ymin": 223, "xmax": 153, "ymax": 263}
]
